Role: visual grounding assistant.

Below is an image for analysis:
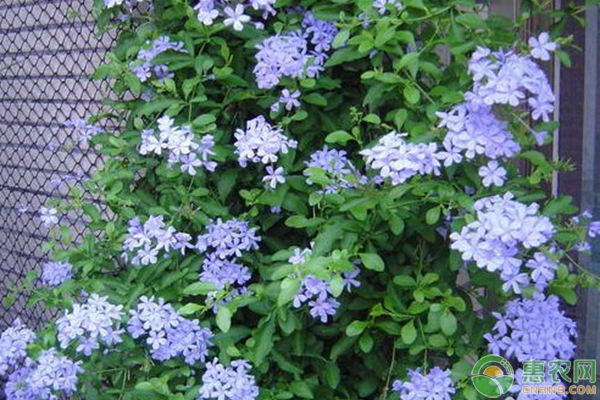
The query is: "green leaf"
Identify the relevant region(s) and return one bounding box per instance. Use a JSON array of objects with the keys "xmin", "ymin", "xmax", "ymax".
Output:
[
  {"xmin": 304, "ymin": 93, "xmax": 328, "ymax": 106},
  {"xmin": 363, "ymin": 113, "xmax": 381, "ymax": 124},
  {"xmin": 389, "ymin": 215, "xmax": 405, "ymax": 235},
  {"xmin": 359, "ymin": 333, "xmax": 374, "ymax": 353},
  {"xmin": 216, "ymin": 306, "xmax": 232, "ymax": 333},
  {"xmin": 393, "ymin": 275, "xmax": 417, "ymax": 287},
  {"xmin": 346, "ymin": 321, "xmax": 368, "ymax": 337},
  {"xmin": 178, "ymin": 303, "xmax": 202, "ymax": 316},
  {"xmin": 395, "ymin": 52, "xmax": 419, "ymax": 71},
  {"xmin": 278, "ymin": 277, "xmax": 301, "ymax": 307},
  {"xmin": 324, "ymin": 363, "xmax": 341, "ymax": 389},
  {"xmin": 404, "ymin": 0, "xmax": 427, "ymax": 9},
  {"xmin": 290, "ymin": 382, "xmax": 314, "ymax": 399},
  {"xmin": 192, "ymin": 113, "xmax": 216, "ymax": 127},
  {"xmin": 375, "ymin": 26, "xmax": 396, "ymax": 47},
  {"xmin": 325, "ymin": 47, "xmax": 366, "ymax": 67},
  {"xmin": 332, "ymin": 29, "xmax": 350, "ymax": 49},
  {"xmin": 440, "ymin": 311, "xmax": 457, "ymax": 336},
  {"xmin": 359, "ymin": 253, "xmax": 385, "ymax": 272},
  {"xmin": 250, "ymin": 318, "xmax": 275, "ymax": 366},
  {"xmin": 401, "ymin": 320, "xmax": 417, "ymax": 345},
  {"xmin": 325, "ymin": 130, "xmax": 354, "ymax": 145},
  {"xmin": 456, "ymin": 13, "xmax": 487, "ymax": 29},
  {"xmin": 425, "ymin": 206, "xmax": 441, "ymax": 225},
  {"xmin": 403, "ymin": 86, "xmax": 420, "ymax": 104},
  {"xmin": 183, "ymin": 281, "xmax": 218, "ymax": 296}
]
